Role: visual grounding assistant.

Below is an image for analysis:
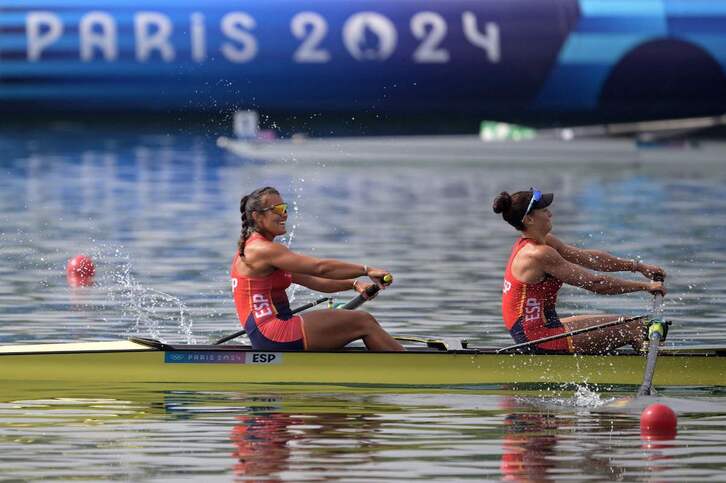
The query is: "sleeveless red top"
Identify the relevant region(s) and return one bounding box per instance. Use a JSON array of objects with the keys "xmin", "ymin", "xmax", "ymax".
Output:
[
  {"xmin": 230, "ymin": 233, "xmax": 295, "ymax": 327},
  {"xmin": 502, "ymin": 238, "xmax": 563, "ymax": 330}
]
